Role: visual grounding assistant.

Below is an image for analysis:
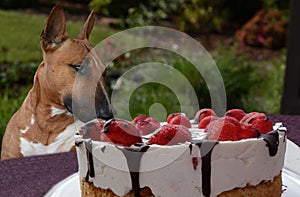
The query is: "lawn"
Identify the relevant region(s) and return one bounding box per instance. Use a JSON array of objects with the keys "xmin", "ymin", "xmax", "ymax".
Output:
[
  {"xmin": 0, "ymin": 9, "xmax": 115, "ymax": 63},
  {"xmin": 0, "ymin": 9, "xmax": 286, "ymax": 151}
]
